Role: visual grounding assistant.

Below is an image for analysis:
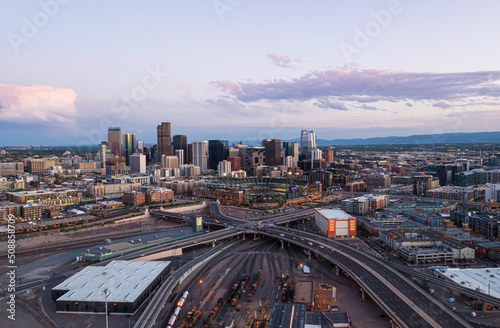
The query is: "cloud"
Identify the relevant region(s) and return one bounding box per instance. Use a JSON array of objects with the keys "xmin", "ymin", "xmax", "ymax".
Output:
[
  {"xmin": 266, "ymin": 53, "xmax": 302, "ymax": 68},
  {"xmin": 314, "ymin": 98, "xmax": 348, "ymax": 110},
  {"xmin": 211, "ymin": 68, "xmax": 500, "ymax": 107},
  {"xmin": 405, "ymin": 102, "xmax": 413, "ymax": 107},
  {"xmin": 433, "ymin": 101, "xmax": 453, "ymax": 109},
  {"xmin": 360, "ymin": 104, "xmax": 383, "ymax": 111},
  {"xmin": 0, "ymin": 84, "xmax": 77, "ymax": 124}
]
